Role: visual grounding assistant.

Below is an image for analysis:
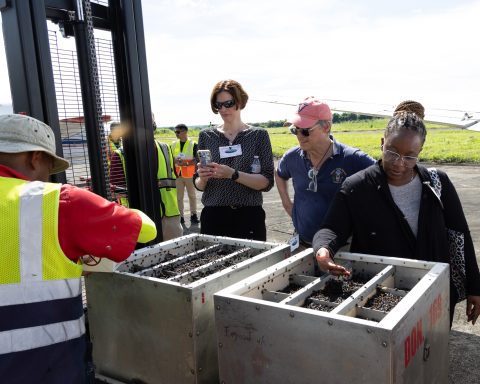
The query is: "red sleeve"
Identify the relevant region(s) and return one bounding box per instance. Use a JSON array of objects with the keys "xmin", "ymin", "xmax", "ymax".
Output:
[{"xmin": 58, "ymin": 184, "xmax": 142, "ymax": 262}]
